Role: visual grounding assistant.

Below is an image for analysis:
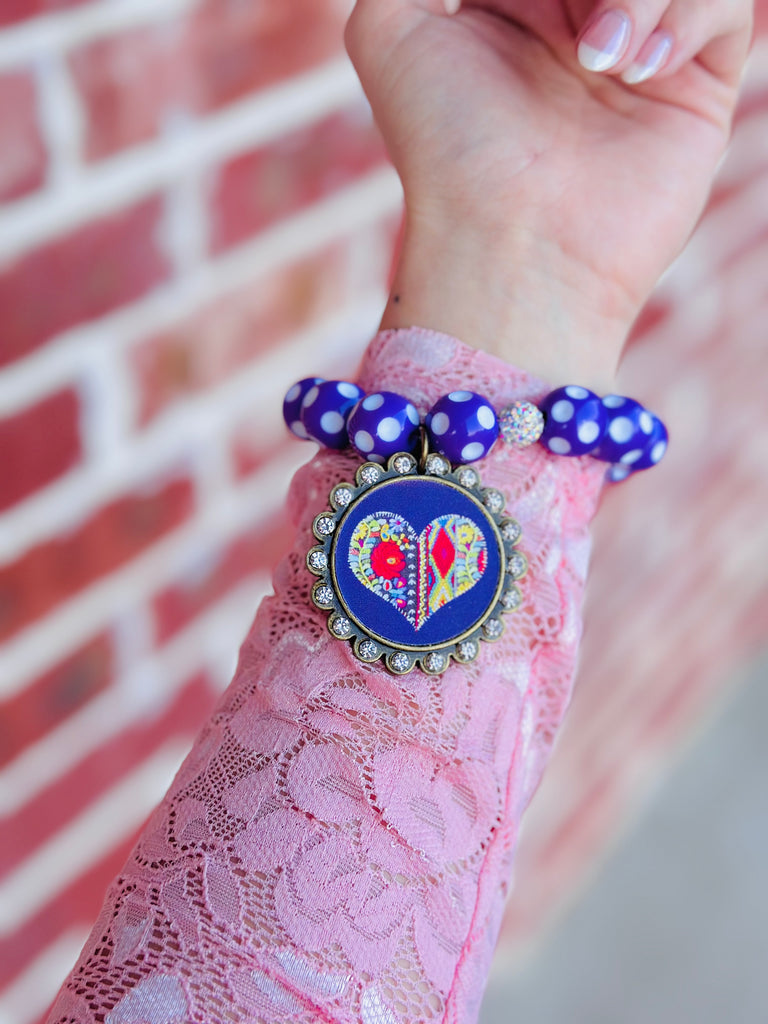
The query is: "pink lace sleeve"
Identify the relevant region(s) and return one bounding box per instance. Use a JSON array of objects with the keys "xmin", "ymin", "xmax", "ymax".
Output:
[{"xmin": 46, "ymin": 329, "xmax": 605, "ymax": 1024}]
